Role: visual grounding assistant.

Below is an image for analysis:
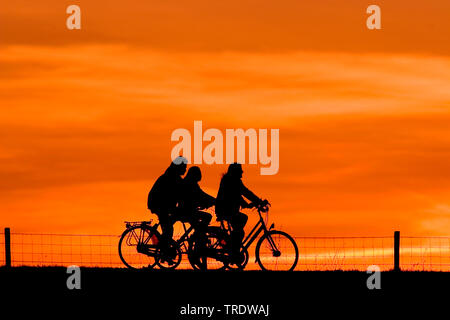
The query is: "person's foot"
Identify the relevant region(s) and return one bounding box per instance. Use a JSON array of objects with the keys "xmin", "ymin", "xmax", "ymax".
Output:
[
  {"xmin": 230, "ymin": 252, "xmax": 245, "ymax": 265},
  {"xmin": 159, "ymin": 245, "xmax": 177, "ymax": 265},
  {"xmin": 159, "ymin": 255, "xmax": 175, "ymax": 265}
]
